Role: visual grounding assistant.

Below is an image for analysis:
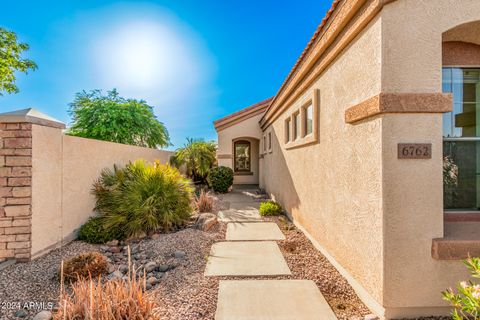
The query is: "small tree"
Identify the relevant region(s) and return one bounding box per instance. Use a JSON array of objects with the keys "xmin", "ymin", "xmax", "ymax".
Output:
[
  {"xmin": 170, "ymin": 138, "xmax": 217, "ymax": 183},
  {"xmin": 67, "ymin": 89, "xmax": 170, "ymax": 148},
  {"xmin": 0, "ymin": 27, "xmax": 37, "ymax": 95}
]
